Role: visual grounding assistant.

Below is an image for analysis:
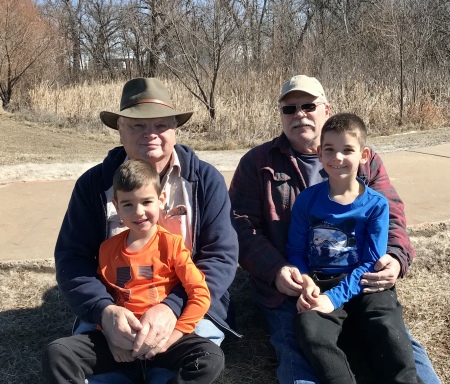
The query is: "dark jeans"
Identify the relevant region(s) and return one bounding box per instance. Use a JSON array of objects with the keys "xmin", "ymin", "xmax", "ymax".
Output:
[
  {"xmin": 294, "ymin": 288, "xmax": 423, "ymax": 384},
  {"xmin": 42, "ymin": 331, "xmax": 224, "ymax": 384}
]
